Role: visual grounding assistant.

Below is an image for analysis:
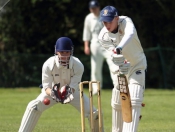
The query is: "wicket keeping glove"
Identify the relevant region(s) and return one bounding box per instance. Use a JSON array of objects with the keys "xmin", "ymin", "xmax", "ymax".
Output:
[
  {"xmin": 50, "ymin": 83, "xmax": 62, "ymax": 103},
  {"xmin": 60, "ymin": 85, "xmax": 74, "ymax": 104}
]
